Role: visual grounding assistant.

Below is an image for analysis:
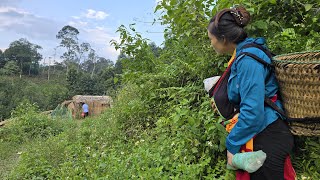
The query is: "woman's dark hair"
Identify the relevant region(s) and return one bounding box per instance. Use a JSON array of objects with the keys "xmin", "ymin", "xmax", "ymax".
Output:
[{"xmin": 208, "ymin": 6, "xmax": 250, "ymax": 44}]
